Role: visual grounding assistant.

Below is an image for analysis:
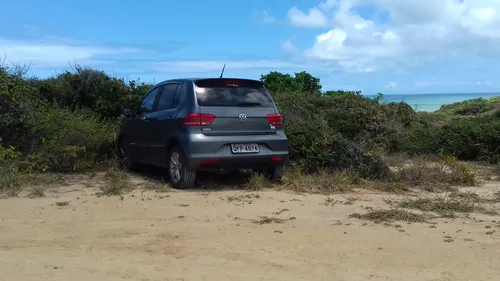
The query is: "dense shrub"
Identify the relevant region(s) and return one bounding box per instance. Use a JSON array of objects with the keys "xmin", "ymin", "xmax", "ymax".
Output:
[
  {"xmin": 274, "ymin": 91, "xmax": 391, "ymax": 179},
  {"xmin": 26, "ymin": 107, "xmax": 118, "ymax": 172},
  {"xmin": 432, "ymin": 115, "xmax": 500, "ymax": 163},
  {"xmin": 1, "ymin": 64, "xmax": 500, "ymax": 178},
  {"xmin": 435, "ymin": 97, "xmax": 500, "ymax": 117},
  {"xmin": 0, "ymin": 67, "xmax": 38, "ymax": 147},
  {"xmin": 35, "ymin": 67, "xmax": 150, "ymax": 119}
]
